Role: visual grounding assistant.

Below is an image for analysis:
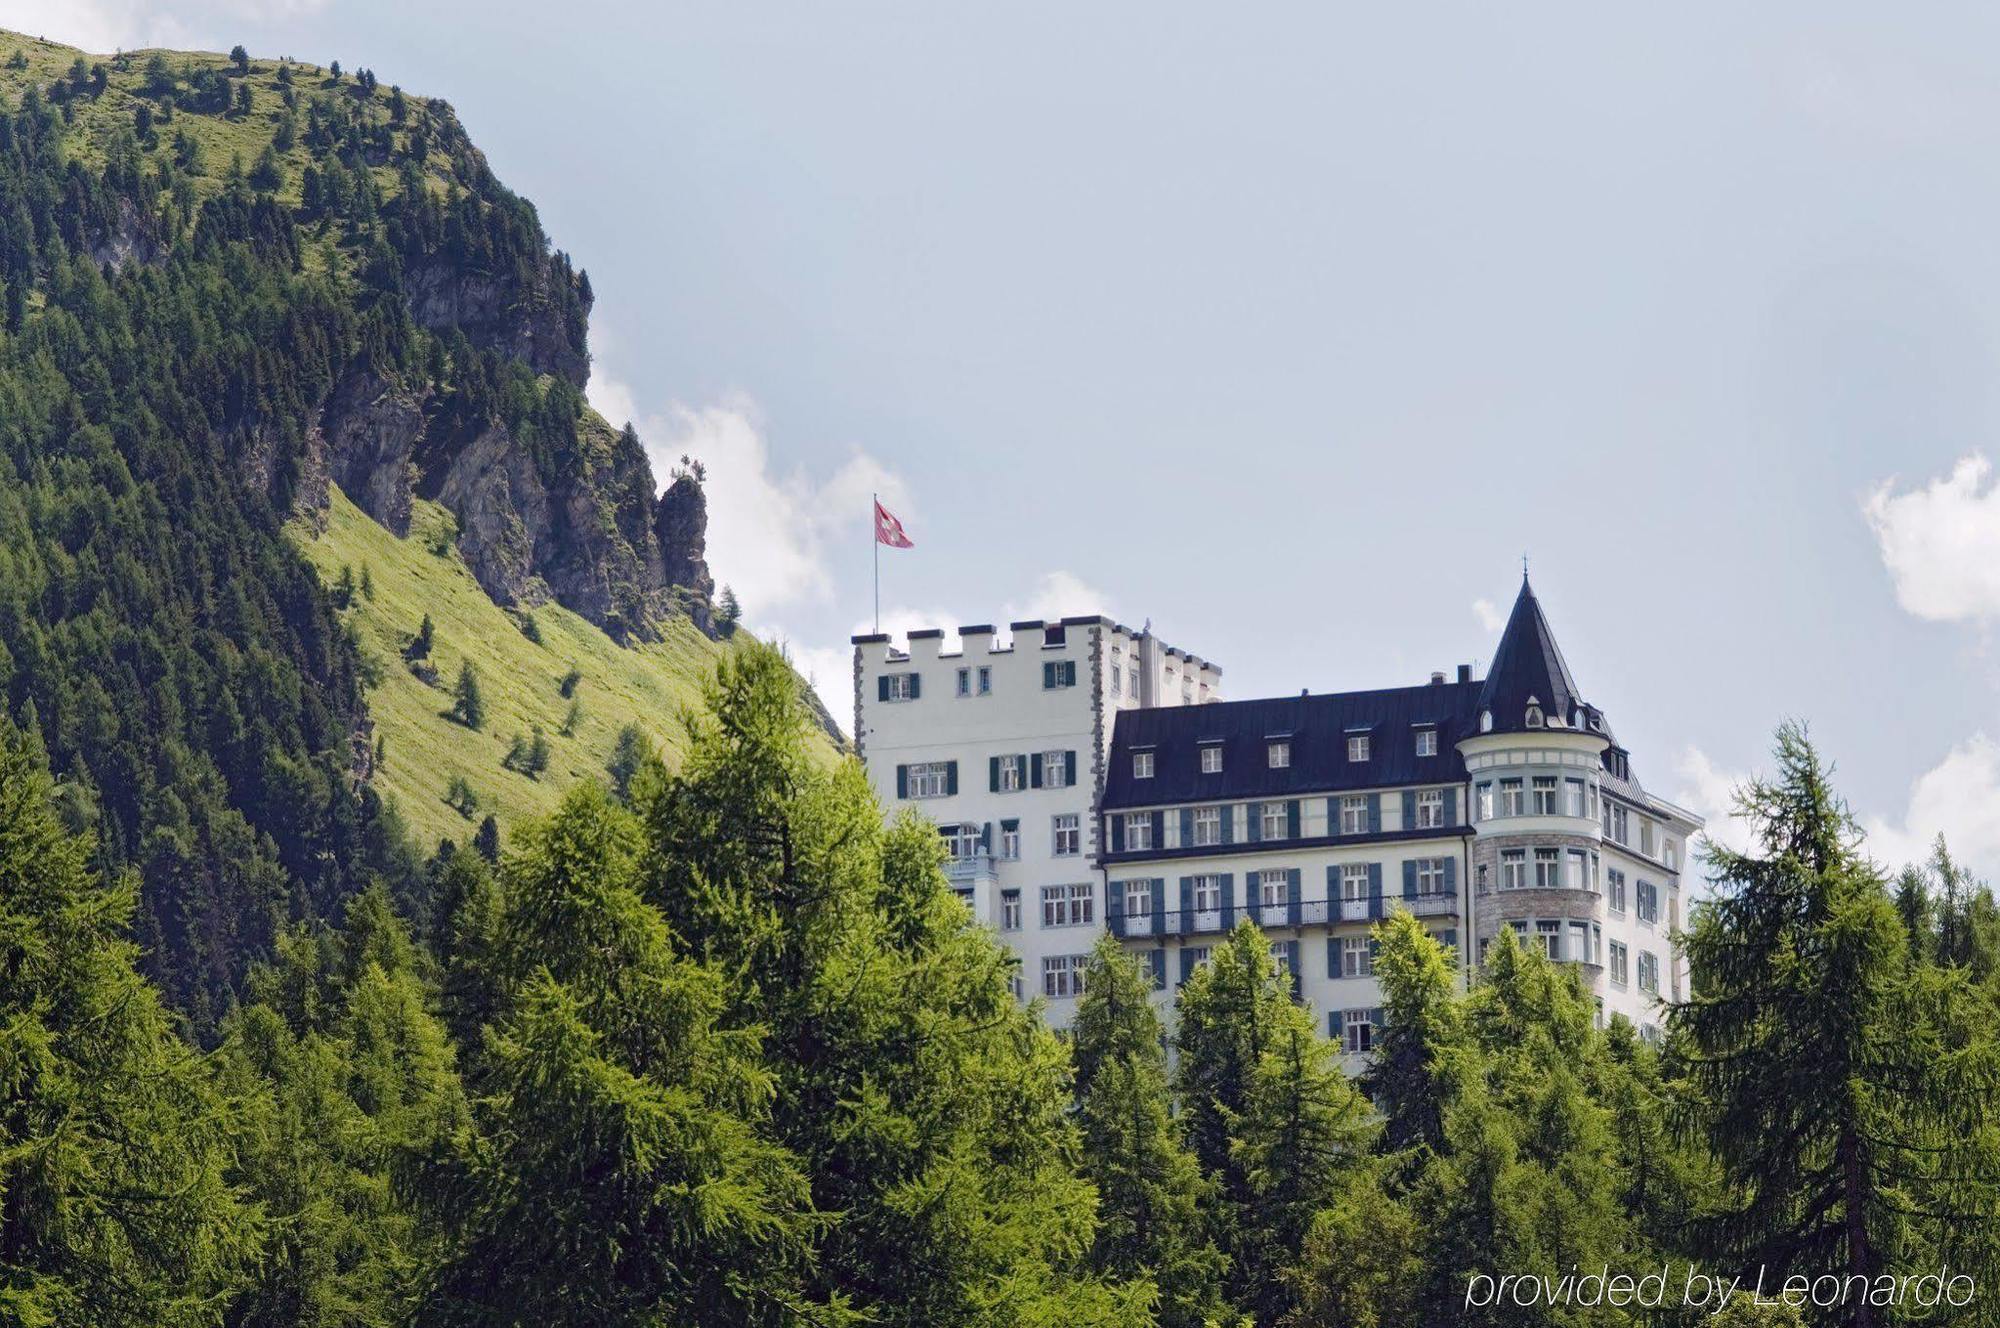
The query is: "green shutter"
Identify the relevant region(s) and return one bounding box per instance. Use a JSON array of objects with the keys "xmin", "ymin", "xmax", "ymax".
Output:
[
  {"xmin": 989, "ymin": 756, "xmax": 1000, "ymax": 792},
  {"xmin": 1030, "ymin": 753, "xmax": 1043, "ymax": 788},
  {"xmin": 1402, "ymin": 789, "xmax": 1416, "ymax": 828},
  {"xmin": 1065, "ymin": 750, "xmax": 1077, "ymax": 786},
  {"xmin": 1220, "ymin": 806, "xmax": 1234, "ymax": 846},
  {"xmin": 878, "ymin": 675, "xmax": 889, "ymax": 702},
  {"xmin": 1403, "ymin": 859, "xmax": 1418, "ymax": 899},
  {"xmin": 946, "ymin": 761, "xmax": 958, "ymax": 796},
  {"xmin": 895, "ymin": 765, "xmax": 908, "ymax": 799},
  {"xmin": 1368, "ymin": 862, "xmax": 1383, "ymax": 919},
  {"xmin": 1444, "ymin": 857, "xmax": 1458, "ymax": 897},
  {"xmin": 1220, "ymin": 873, "xmax": 1236, "ymax": 928},
  {"xmin": 909, "ymin": 672, "xmax": 921, "ymax": 699},
  {"xmin": 1444, "ymin": 787, "xmax": 1459, "ymax": 825},
  {"xmin": 1151, "ymin": 878, "xmax": 1166, "ymax": 931},
  {"xmin": 1149, "ymin": 949, "xmax": 1166, "ymax": 989},
  {"xmin": 1247, "ymin": 804, "xmax": 1262, "ymax": 844},
  {"xmin": 1180, "ymin": 807, "xmax": 1194, "ymax": 846},
  {"xmin": 1287, "ymin": 799, "xmax": 1300, "ymax": 840},
  {"xmin": 1367, "ymin": 794, "xmax": 1382, "ymax": 834},
  {"xmin": 1287, "ymin": 867, "xmax": 1302, "ymax": 927}
]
